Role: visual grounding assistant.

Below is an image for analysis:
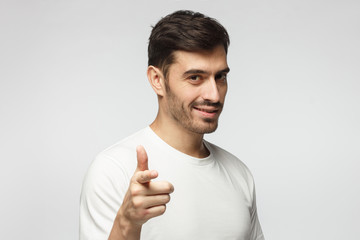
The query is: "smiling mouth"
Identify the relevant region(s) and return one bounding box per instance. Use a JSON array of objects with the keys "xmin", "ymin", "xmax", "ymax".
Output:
[
  {"xmin": 193, "ymin": 106, "xmax": 219, "ymax": 113},
  {"xmin": 192, "ymin": 101, "xmax": 223, "ymax": 117}
]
